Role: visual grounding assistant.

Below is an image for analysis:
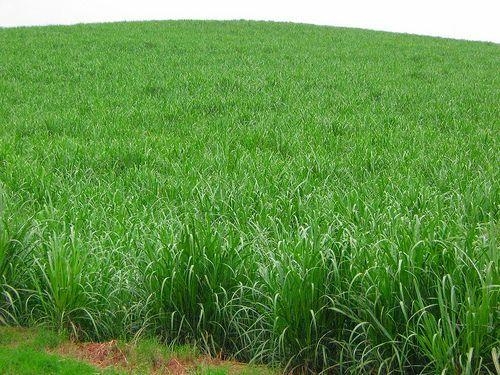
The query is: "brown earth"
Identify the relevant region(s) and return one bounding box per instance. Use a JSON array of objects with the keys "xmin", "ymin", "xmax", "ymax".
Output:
[{"xmin": 52, "ymin": 339, "xmax": 252, "ymax": 374}]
